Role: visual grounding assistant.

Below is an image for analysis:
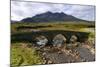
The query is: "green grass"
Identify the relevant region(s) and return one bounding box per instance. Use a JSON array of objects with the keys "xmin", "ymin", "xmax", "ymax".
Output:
[{"xmin": 11, "ymin": 43, "xmax": 43, "ymax": 67}]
